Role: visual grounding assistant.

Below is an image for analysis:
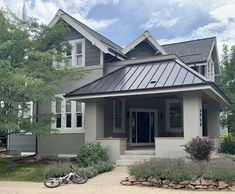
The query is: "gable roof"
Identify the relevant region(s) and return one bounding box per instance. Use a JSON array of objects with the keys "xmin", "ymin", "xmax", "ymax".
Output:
[
  {"xmin": 122, "ymin": 31, "xmax": 167, "ymax": 55},
  {"xmin": 49, "ymin": 9, "xmax": 127, "ymax": 59},
  {"xmin": 162, "ymin": 37, "xmax": 216, "ymax": 64},
  {"xmin": 65, "ymin": 55, "xmax": 210, "ymax": 97}
]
